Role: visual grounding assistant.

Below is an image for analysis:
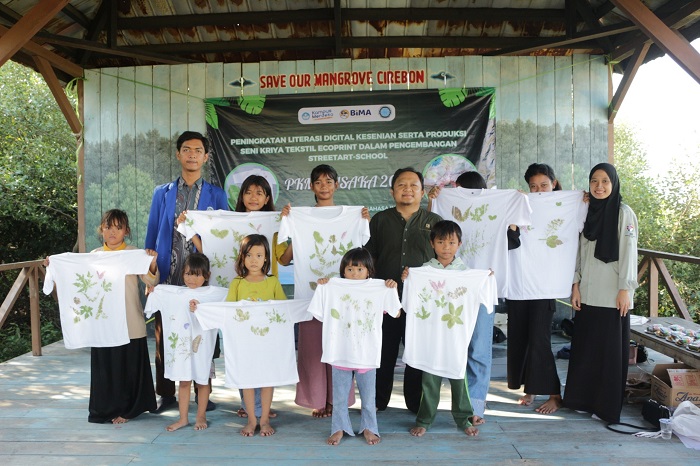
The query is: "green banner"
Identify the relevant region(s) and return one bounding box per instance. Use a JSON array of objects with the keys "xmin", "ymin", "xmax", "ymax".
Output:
[{"xmin": 207, "ymin": 88, "xmax": 495, "ymax": 212}]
